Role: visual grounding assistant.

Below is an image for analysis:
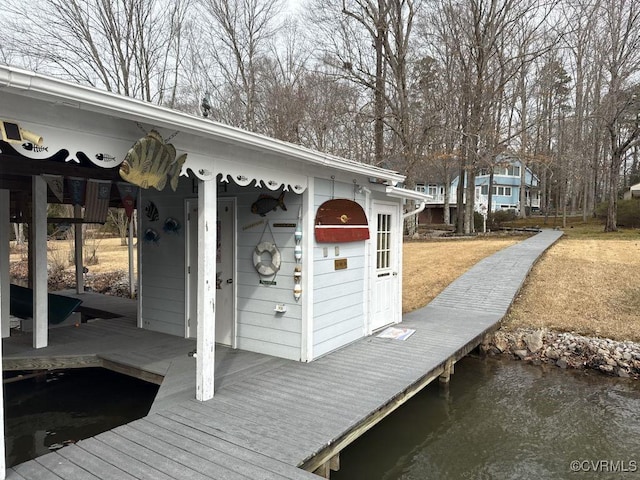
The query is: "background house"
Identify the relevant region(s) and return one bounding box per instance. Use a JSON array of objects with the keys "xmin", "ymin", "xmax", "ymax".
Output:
[{"xmin": 415, "ymin": 156, "xmax": 540, "ymax": 226}]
